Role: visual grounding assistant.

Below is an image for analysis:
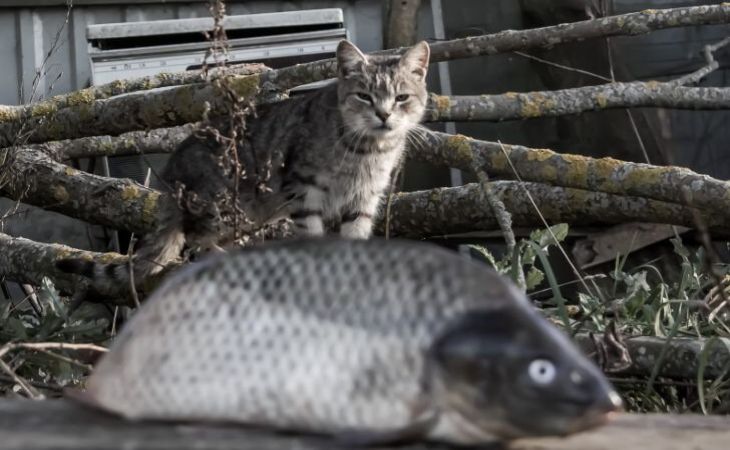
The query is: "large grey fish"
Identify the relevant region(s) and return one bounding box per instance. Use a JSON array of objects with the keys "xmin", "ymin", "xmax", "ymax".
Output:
[{"xmin": 71, "ymin": 238, "xmax": 621, "ymax": 445}]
